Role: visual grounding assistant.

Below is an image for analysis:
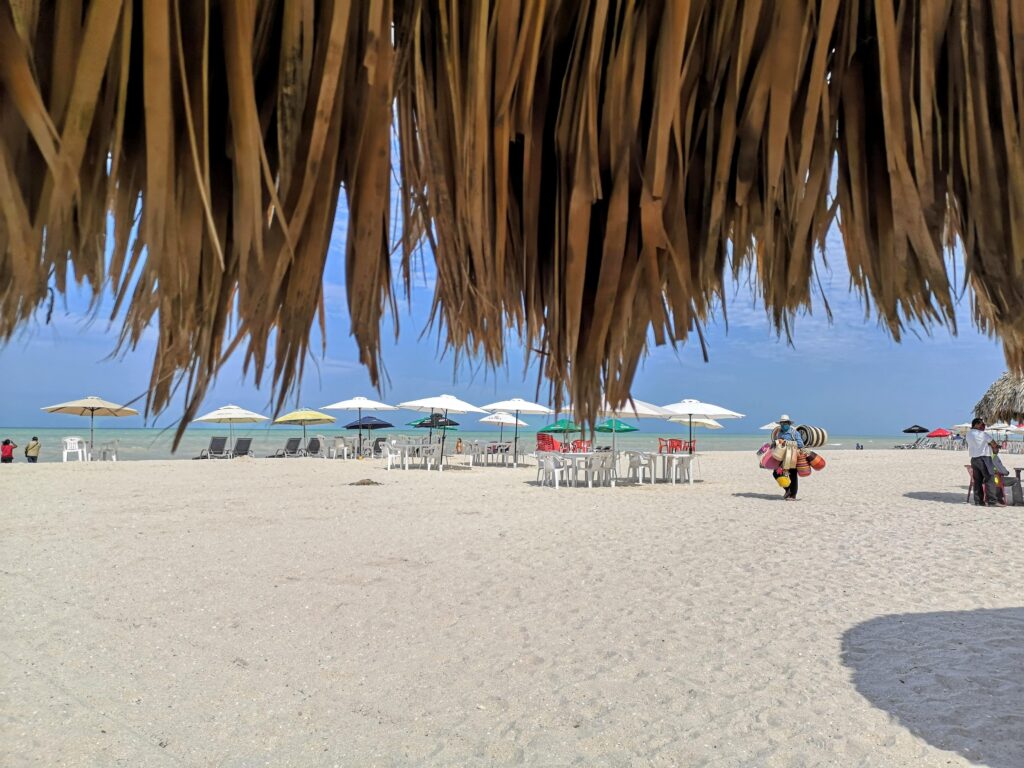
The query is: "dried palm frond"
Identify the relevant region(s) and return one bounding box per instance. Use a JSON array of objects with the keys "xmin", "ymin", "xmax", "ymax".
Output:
[
  {"xmin": 974, "ymin": 372, "xmax": 1024, "ymax": 424},
  {"xmin": 2, "ymin": 1, "xmax": 1023, "ymax": 436}
]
